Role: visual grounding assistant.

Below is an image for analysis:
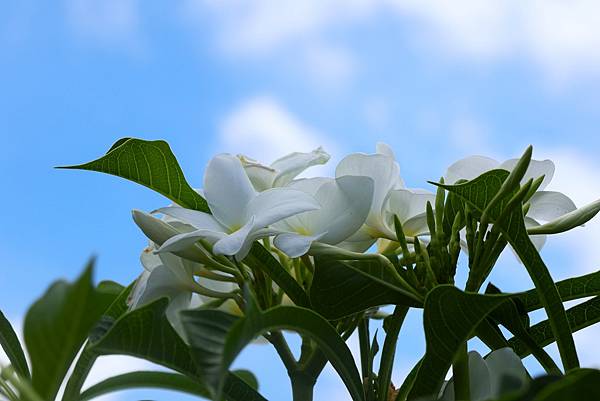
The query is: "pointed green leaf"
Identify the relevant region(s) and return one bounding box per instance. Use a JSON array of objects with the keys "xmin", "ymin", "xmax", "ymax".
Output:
[
  {"xmin": 434, "ymin": 168, "xmax": 579, "ymax": 371},
  {"xmin": 518, "ymin": 270, "xmax": 600, "ymax": 312},
  {"xmin": 90, "ymin": 298, "xmax": 266, "ymax": 401},
  {"xmin": 408, "ymin": 286, "xmax": 511, "ymax": 400},
  {"xmin": 486, "ymin": 284, "xmax": 560, "ymax": 375},
  {"xmin": 58, "ymin": 138, "xmax": 209, "ymax": 212},
  {"xmin": 182, "ymin": 303, "xmax": 365, "ymax": 401},
  {"xmin": 510, "ymin": 295, "xmax": 600, "ymax": 359},
  {"xmin": 0, "ymin": 311, "xmax": 29, "ymax": 379},
  {"xmin": 23, "ymin": 260, "xmax": 119, "ymax": 401},
  {"xmin": 310, "ymin": 258, "xmax": 421, "ymax": 320},
  {"xmin": 62, "ymin": 282, "xmax": 131, "ymax": 401},
  {"xmin": 79, "ymin": 371, "xmax": 211, "ymax": 401}
]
